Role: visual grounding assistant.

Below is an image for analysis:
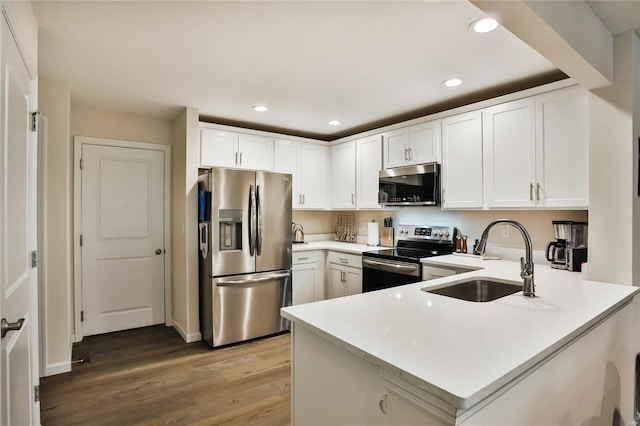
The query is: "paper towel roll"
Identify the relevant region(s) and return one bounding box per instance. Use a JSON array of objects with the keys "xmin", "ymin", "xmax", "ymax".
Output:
[{"xmin": 367, "ymin": 222, "xmax": 379, "ymax": 246}]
